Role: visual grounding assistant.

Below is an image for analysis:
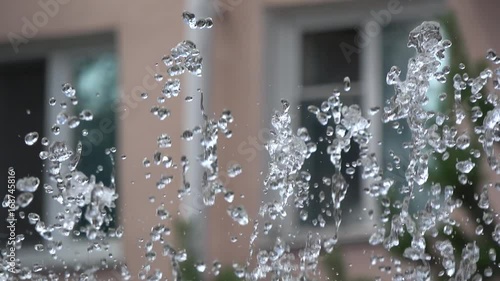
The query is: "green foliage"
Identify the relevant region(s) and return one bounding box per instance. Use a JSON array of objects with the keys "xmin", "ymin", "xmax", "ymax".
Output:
[
  {"xmin": 175, "ymin": 219, "xmax": 202, "ymax": 281},
  {"xmin": 214, "ymin": 268, "xmax": 240, "ymax": 281},
  {"xmin": 323, "ymin": 249, "xmax": 372, "ymax": 281},
  {"xmin": 323, "ymin": 250, "xmax": 347, "ymax": 280},
  {"xmin": 175, "ymin": 219, "xmax": 240, "ymax": 281}
]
